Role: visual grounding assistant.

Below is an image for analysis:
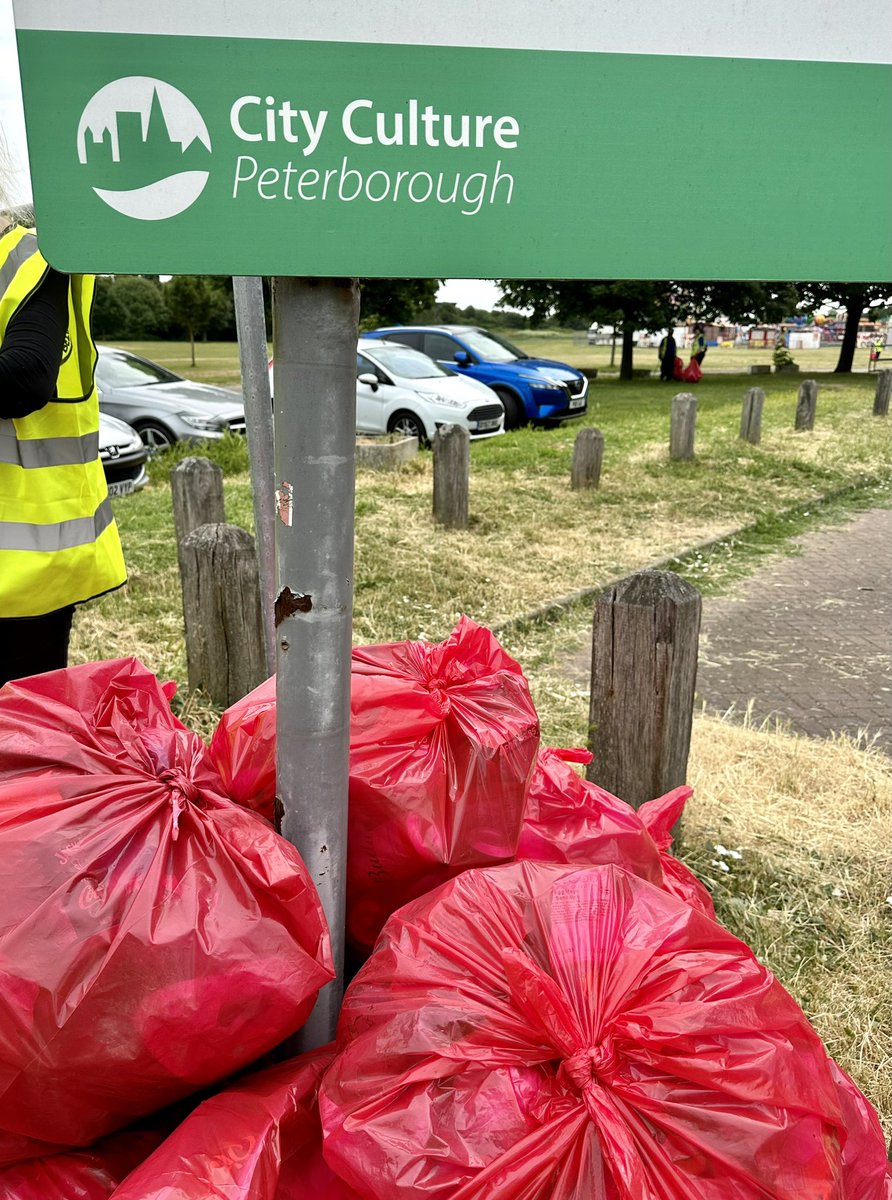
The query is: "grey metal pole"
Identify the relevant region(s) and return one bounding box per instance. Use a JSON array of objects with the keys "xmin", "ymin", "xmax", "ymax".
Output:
[
  {"xmin": 233, "ymin": 275, "xmax": 276, "ymax": 677},
  {"xmin": 273, "ymin": 276, "xmax": 359, "ymax": 1048}
]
